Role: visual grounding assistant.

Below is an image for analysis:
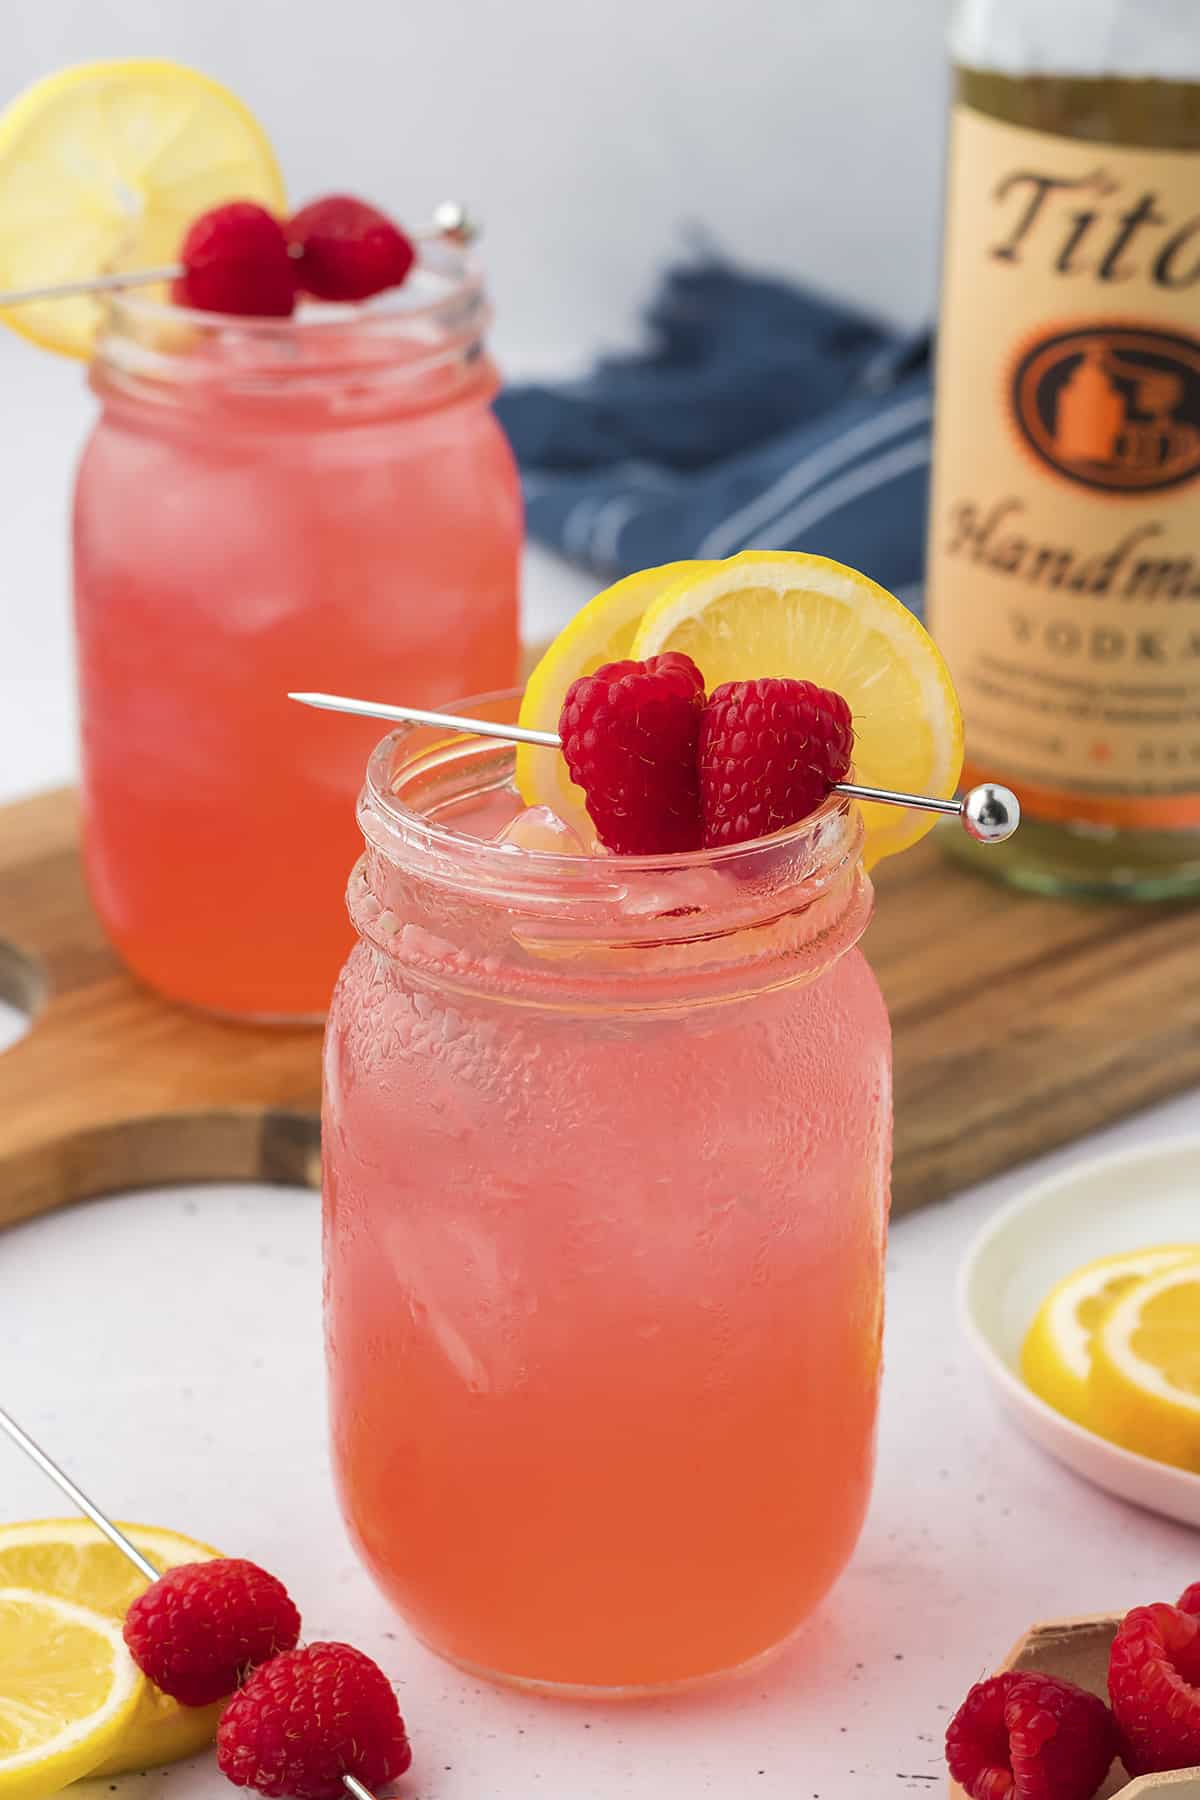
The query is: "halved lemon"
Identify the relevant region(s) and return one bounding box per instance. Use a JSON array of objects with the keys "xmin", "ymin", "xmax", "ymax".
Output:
[
  {"xmin": 1090, "ymin": 1258, "xmax": 1200, "ymax": 1471},
  {"xmin": 516, "ymin": 561, "xmax": 718, "ymax": 835},
  {"xmin": 0, "ymin": 1519, "xmax": 224, "ymax": 1777},
  {"xmin": 1020, "ymin": 1245, "xmax": 1200, "ymax": 1429},
  {"xmin": 0, "ymin": 1586, "xmax": 143, "ymax": 1799},
  {"xmin": 629, "ymin": 552, "xmax": 963, "ymax": 865},
  {"xmin": 0, "ymin": 60, "xmax": 286, "ymax": 357}
]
